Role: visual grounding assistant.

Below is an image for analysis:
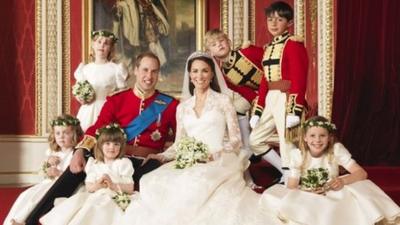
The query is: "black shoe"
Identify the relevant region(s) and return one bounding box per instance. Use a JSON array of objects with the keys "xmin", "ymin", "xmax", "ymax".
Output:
[
  {"xmin": 265, "ymin": 176, "xmax": 282, "ymax": 189},
  {"xmin": 249, "ymin": 154, "xmax": 262, "ymax": 163}
]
